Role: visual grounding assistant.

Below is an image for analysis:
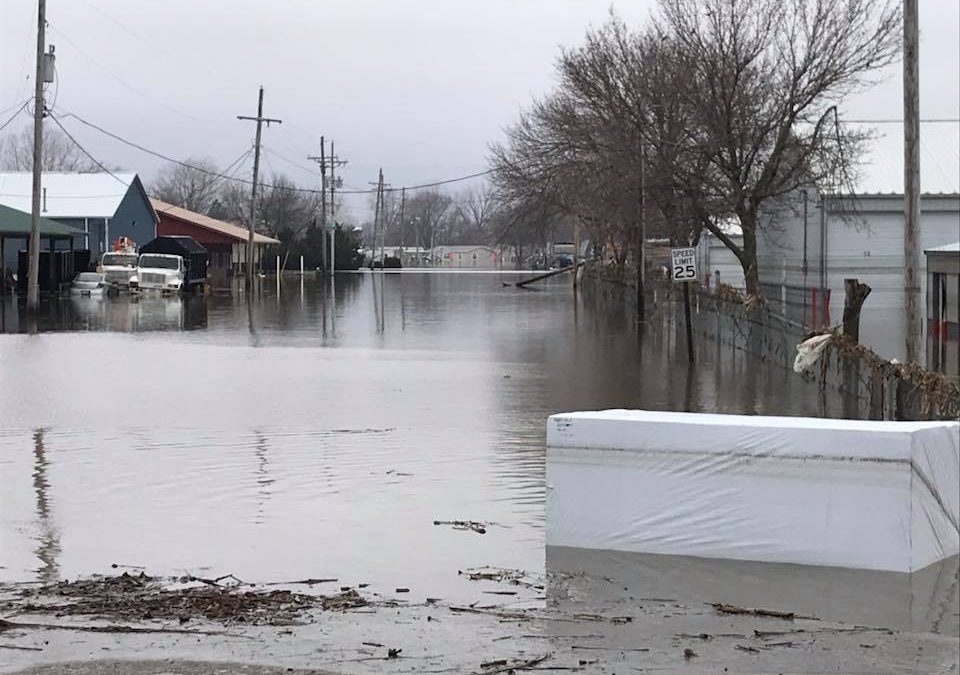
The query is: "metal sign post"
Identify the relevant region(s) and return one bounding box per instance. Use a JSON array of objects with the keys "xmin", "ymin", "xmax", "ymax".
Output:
[{"xmin": 671, "ymin": 247, "xmax": 697, "ymax": 363}]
